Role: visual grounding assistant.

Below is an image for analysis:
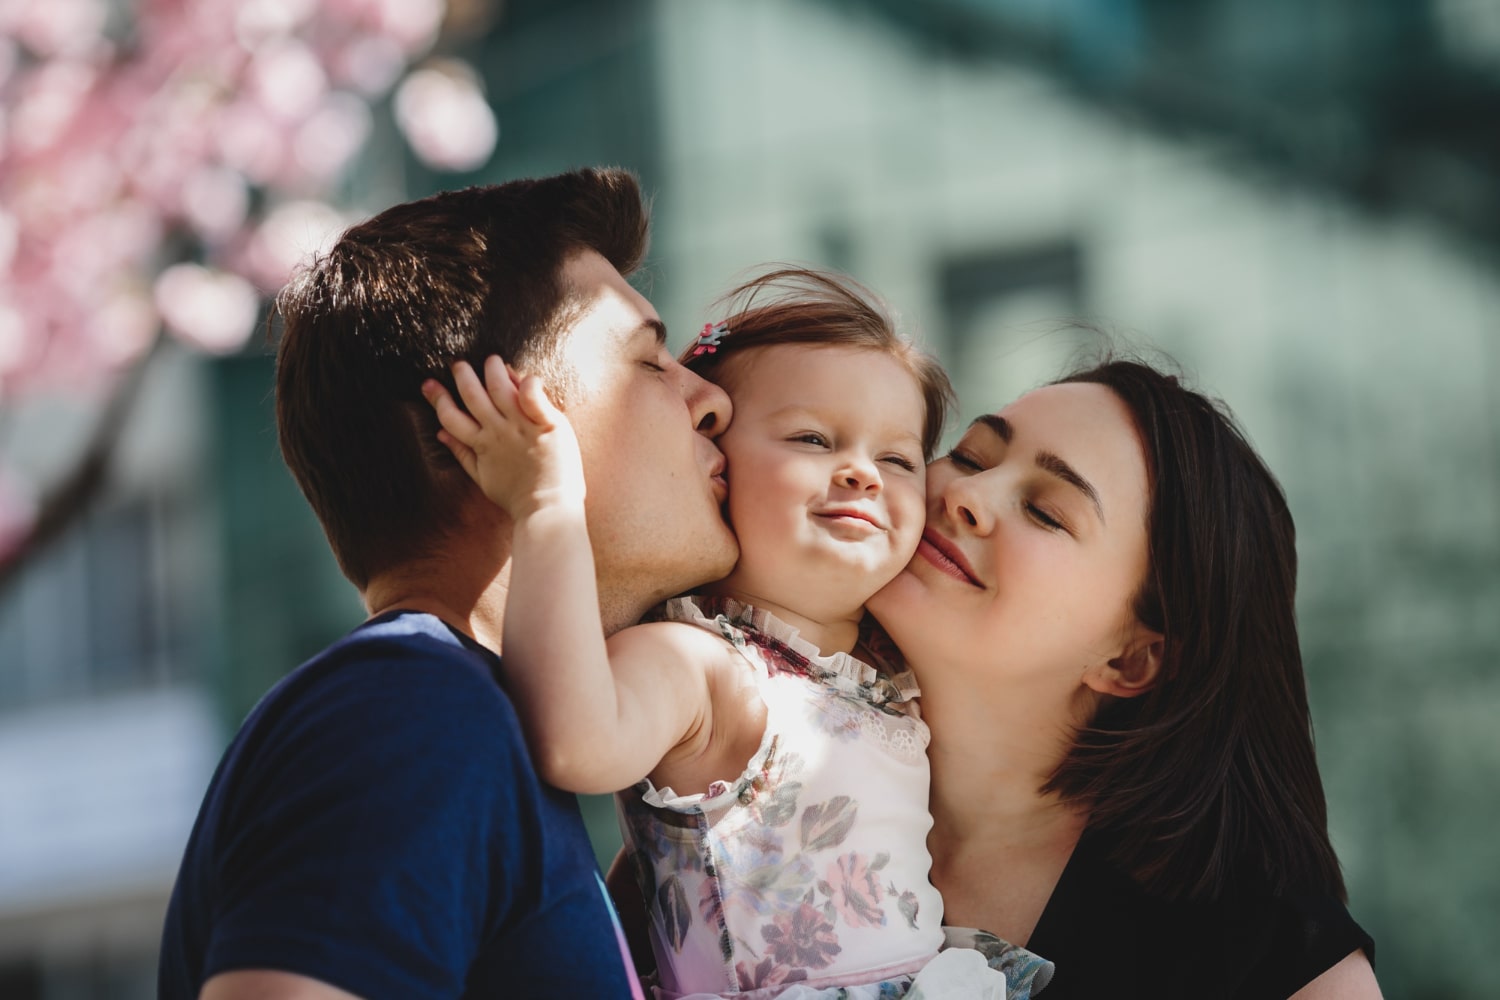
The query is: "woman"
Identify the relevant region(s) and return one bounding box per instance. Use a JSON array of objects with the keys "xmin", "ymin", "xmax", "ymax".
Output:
[{"xmin": 866, "ymin": 359, "xmax": 1380, "ymax": 997}]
